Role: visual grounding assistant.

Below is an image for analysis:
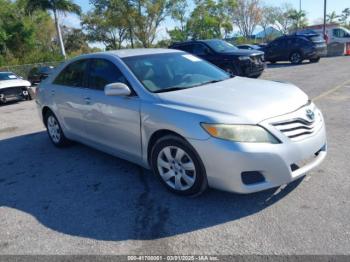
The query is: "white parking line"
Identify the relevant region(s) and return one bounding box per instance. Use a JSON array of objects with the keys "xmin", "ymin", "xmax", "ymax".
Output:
[{"xmin": 313, "ymin": 79, "xmax": 350, "ymax": 101}]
